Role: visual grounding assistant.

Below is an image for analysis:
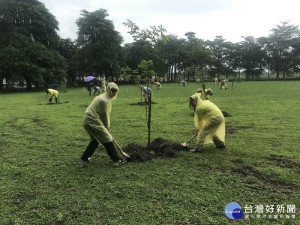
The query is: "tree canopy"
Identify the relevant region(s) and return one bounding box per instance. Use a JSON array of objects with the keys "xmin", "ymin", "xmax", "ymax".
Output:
[
  {"xmin": 1, "ymin": 0, "xmax": 300, "ymax": 91},
  {"xmin": 0, "ymin": 0, "xmax": 66, "ymax": 90},
  {"xmin": 75, "ymin": 9, "xmax": 124, "ymax": 78}
]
